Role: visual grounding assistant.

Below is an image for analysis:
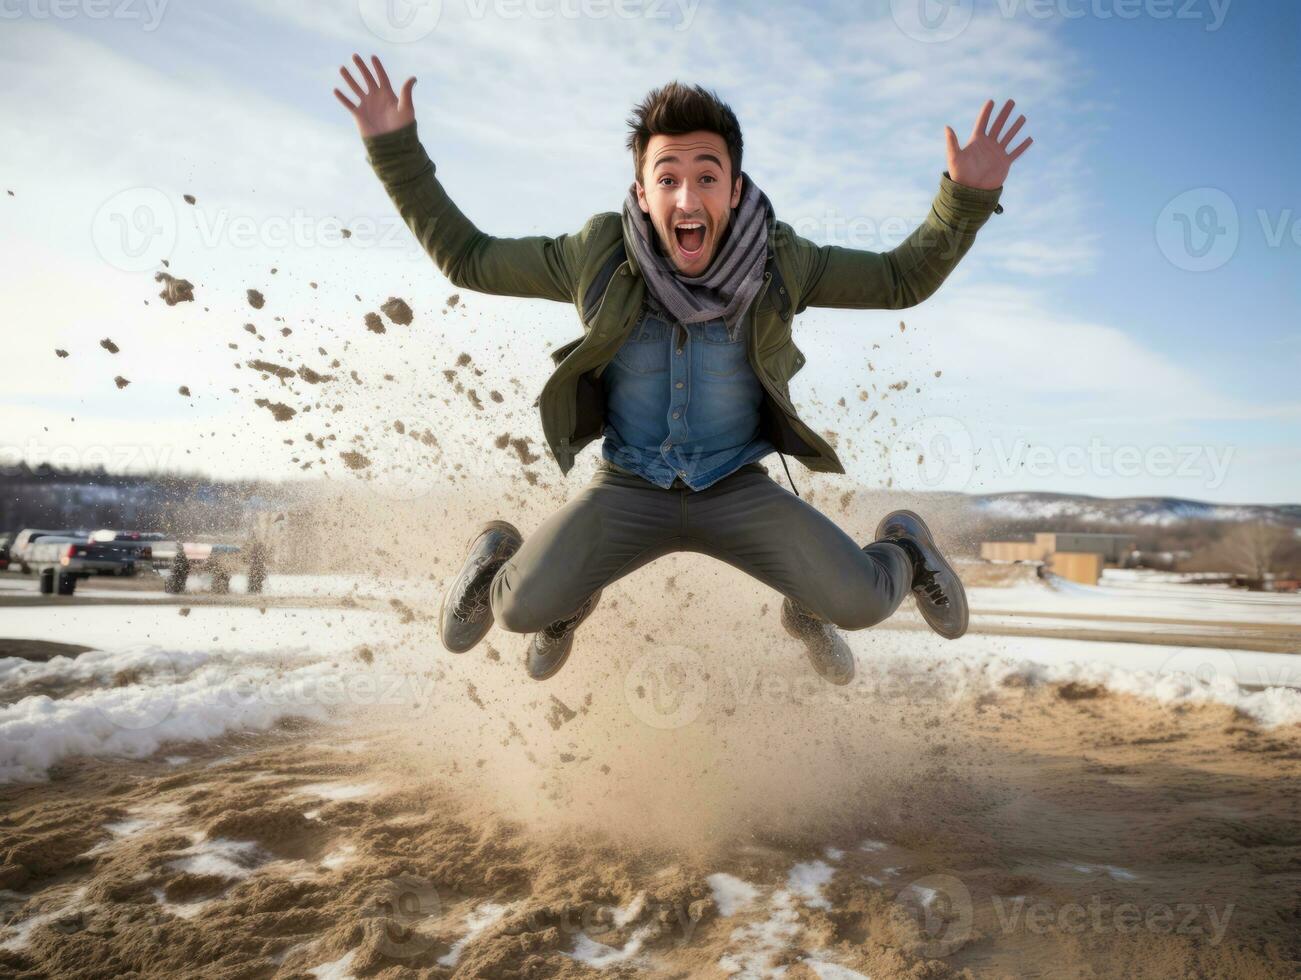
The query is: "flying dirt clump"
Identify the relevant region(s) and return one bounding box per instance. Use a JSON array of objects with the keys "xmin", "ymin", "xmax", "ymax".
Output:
[
  {"xmin": 178, "ymin": 386, "xmax": 191, "ymax": 397},
  {"xmin": 545, "ymin": 696, "xmax": 578, "ymax": 731},
  {"xmin": 155, "ymin": 271, "xmax": 194, "ymax": 305},
  {"xmin": 246, "ymin": 359, "xmax": 294, "ymax": 381},
  {"xmin": 254, "ymin": 398, "xmax": 296, "ymax": 422},
  {"xmin": 54, "ymin": 349, "xmax": 68, "ymax": 358},
  {"xmin": 100, "ymin": 338, "xmax": 120, "ymax": 354},
  {"xmin": 247, "ymin": 288, "xmax": 265, "ymax": 309},
  {"xmin": 364, "ymin": 312, "xmax": 385, "ymax": 334},
  {"xmin": 380, "ymin": 296, "xmax": 413, "ymax": 326},
  {"xmin": 340, "ymin": 450, "xmax": 371, "ymax": 470},
  {"xmin": 296, "ymin": 365, "xmax": 334, "ymax": 385},
  {"xmin": 113, "ymin": 376, "xmax": 130, "ymax": 389},
  {"xmin": 183, "ymin": 193, "xmax": 196, "ymax": 205},
  {"xmin": 446, "ymin": 292, "xmax": 460, "ymax": 309},
  {"xmin": 496, "ymin": 434, "xmax": 540, "ymax": 465}
]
